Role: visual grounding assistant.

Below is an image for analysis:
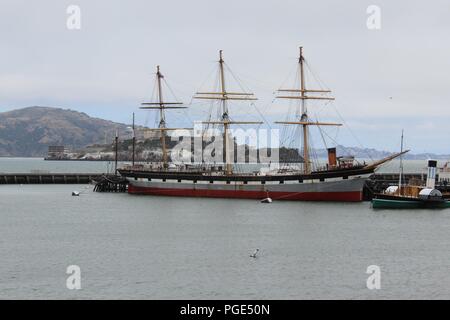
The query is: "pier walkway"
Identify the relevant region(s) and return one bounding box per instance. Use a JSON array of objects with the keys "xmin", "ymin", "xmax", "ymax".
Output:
[{"xmin": 0, "ymin": 173, "xmax": 103, "ymax": 184}]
